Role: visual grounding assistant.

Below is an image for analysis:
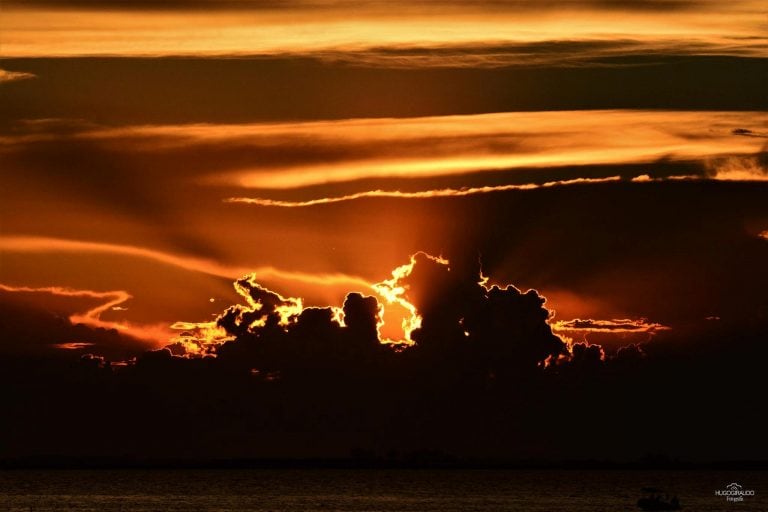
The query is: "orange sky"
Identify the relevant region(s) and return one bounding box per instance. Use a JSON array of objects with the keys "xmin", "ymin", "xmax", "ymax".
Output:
[
  {"xmin": 2, "ymin": 1, "xmax": 766, "ymax": 58},
  {"xmin": 1, "ymin": 0, "xmax": 768, "ymax": 353}
]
